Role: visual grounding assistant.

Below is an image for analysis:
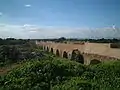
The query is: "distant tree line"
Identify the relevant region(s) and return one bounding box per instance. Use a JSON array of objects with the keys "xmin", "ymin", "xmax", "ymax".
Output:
[
  {"xmin": 0, "ymin": 38, "xmax": 31, "ymax": 45},
  {"xmin": 38, "ymin": 37, "xmax": 120, "ymax": 43},
  {"xmin": 1, "ymin": 37, "xmax": 120, "ymax": 44}
]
